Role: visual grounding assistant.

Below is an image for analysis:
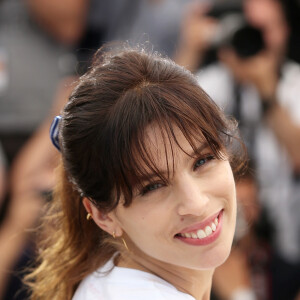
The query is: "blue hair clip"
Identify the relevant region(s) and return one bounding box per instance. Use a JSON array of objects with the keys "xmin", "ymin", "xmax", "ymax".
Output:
[{"xmin": 50, "ymin": 115, "xmax": 62, "ymax": 151}]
